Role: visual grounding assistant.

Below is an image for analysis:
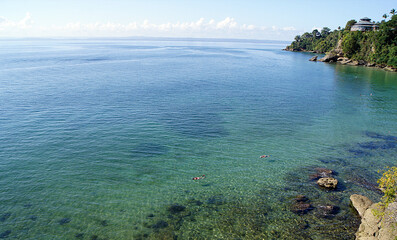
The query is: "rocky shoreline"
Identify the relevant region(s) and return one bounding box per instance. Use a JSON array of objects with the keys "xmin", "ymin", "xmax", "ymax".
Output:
[
  {"xmin": 350, "ymin": 194, "xmax": 397, "ymax": 239},
  {"xmin": 283, "ymin": 44, "xmax": 397, "ymax": 72},
  {"xmin": 312, "ymin": 53, "xmax": 397, "ymax": 72},
  {"xmin": 283, "ymin": 47, "xmax": 397, "ymax": 72}
]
